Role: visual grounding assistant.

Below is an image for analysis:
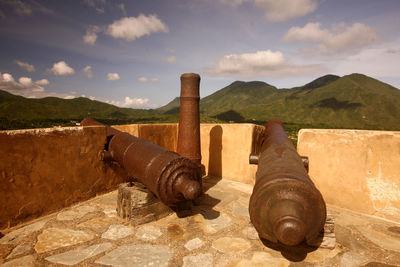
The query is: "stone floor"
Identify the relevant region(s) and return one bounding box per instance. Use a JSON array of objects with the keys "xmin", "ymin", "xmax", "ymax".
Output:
[{"xmin": 1, "ymin": 177, "xmax": 400, "ymax": 267}]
